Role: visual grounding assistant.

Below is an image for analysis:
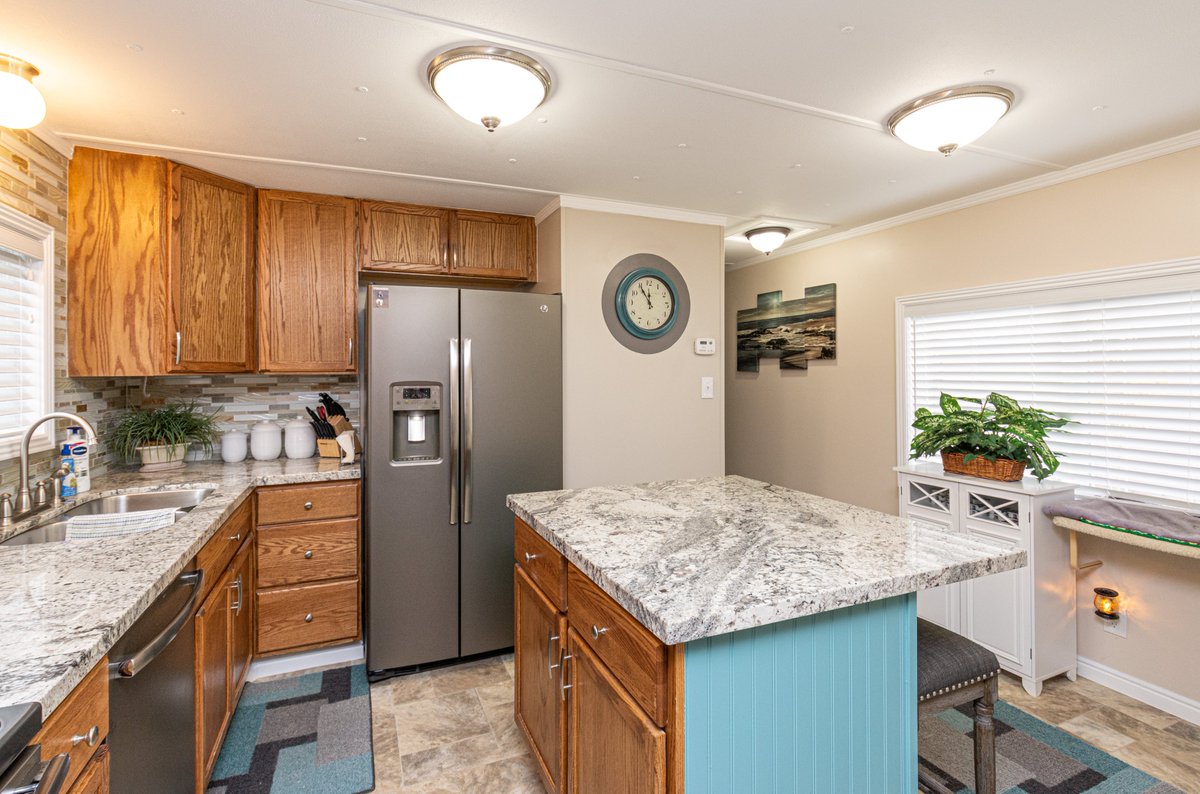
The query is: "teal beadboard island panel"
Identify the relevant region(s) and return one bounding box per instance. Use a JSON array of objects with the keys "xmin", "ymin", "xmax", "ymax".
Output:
[{"xmin": 684, "ymin": 593, "xmax": 917, "ymax": 793}]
